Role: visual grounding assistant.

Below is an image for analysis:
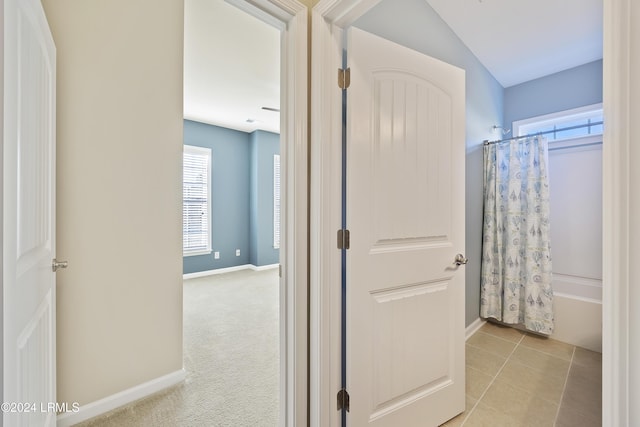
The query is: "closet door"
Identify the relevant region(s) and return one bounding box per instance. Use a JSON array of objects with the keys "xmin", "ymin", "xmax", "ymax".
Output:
[{"xmin": 4, "ymin": 0, "xmax": 58, "ymax": 425}]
